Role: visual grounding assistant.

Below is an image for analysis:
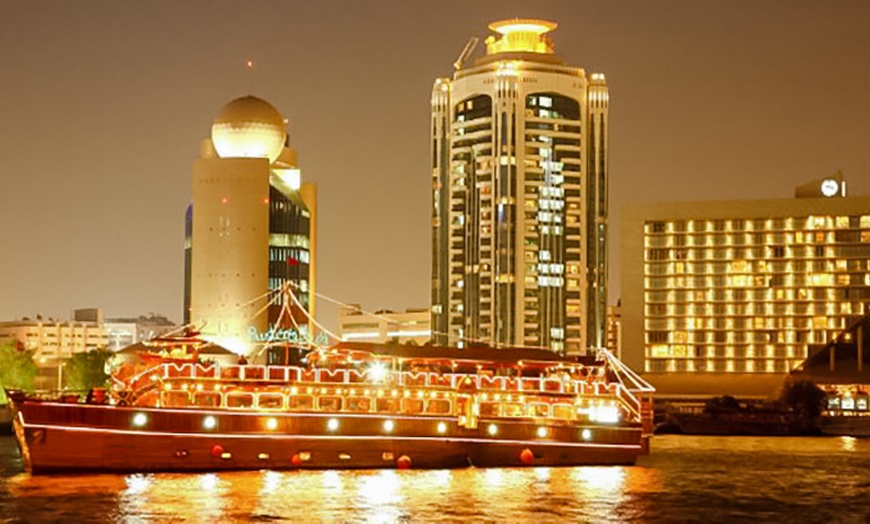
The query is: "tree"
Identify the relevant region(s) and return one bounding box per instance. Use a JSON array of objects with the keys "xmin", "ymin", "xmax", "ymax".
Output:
[
  {"xmin": 0, "ymin": 343, "xmax": 38, "ymax": 393},
  {"xmin": 64, "ymin": 348, "xmax": 114, "ymax": 393},
  {"xmin": 781, "ymin": 379, "xmax": 827, "ymax": 421}
]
